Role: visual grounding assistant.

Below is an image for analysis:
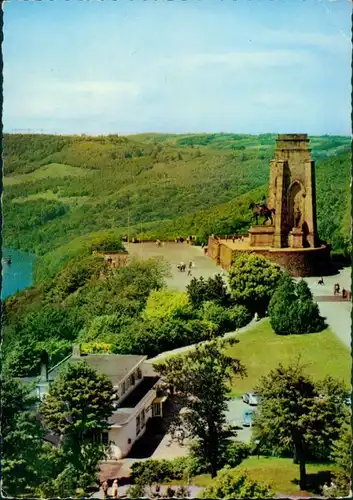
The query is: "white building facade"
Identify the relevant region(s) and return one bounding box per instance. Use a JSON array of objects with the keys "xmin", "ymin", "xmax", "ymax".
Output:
[{"xmin": 34, "ymin": 346, "xmax": 167, "ymax": 460}]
